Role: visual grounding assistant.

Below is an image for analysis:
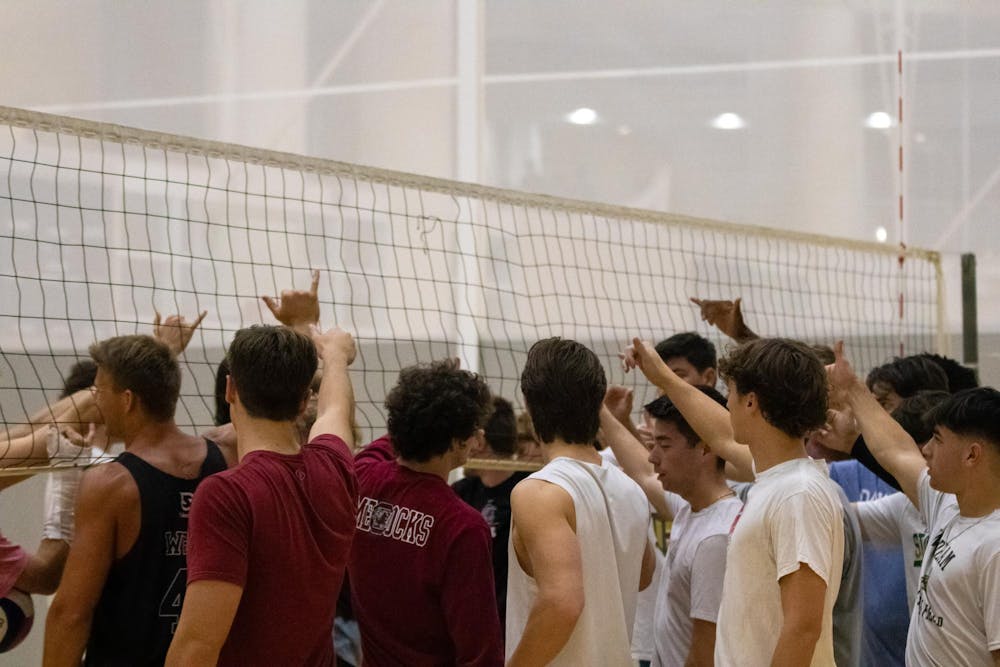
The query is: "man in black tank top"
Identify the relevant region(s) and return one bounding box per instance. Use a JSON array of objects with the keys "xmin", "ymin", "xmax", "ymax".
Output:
[{"xmin": 43, "ymin": 331, "xmax": 233, "ymax": 667}]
